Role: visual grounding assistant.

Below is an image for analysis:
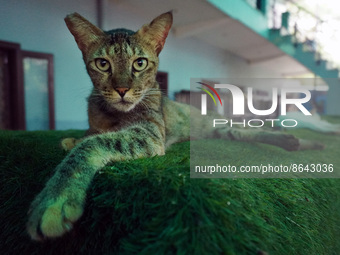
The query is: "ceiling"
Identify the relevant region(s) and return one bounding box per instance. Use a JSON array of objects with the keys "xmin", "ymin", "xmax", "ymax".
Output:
[{"xmin": 111, "ymin": 0, "xmax": 312, "ymax": 77}]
